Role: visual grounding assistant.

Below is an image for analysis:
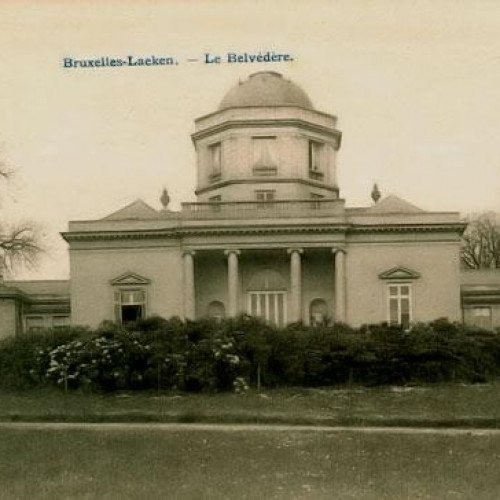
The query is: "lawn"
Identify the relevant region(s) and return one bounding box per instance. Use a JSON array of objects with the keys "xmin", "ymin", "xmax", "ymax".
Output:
[
  {"xmin": 1, "ymin": 425, "xmax": 499, "ymax": 499},
  {"xmin": 2, "ymin": 382, "xmax": 500, "ymax": 426}
]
